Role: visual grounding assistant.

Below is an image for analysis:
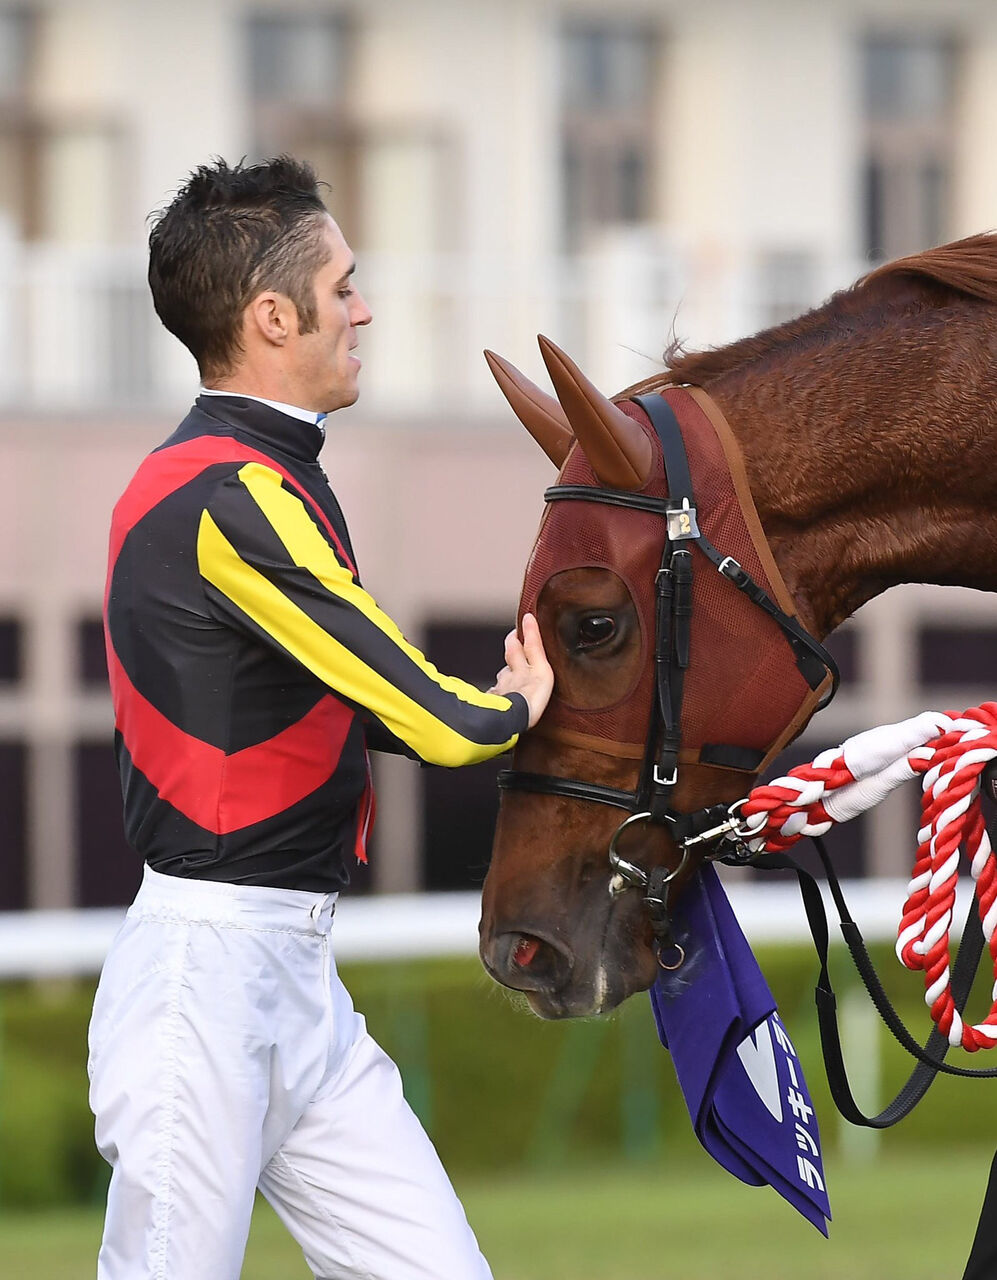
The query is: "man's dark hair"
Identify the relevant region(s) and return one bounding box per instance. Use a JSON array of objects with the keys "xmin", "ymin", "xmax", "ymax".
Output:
[{"xmin": 148, "ymin": 156, "xmax": 331, "ymax": 379}]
